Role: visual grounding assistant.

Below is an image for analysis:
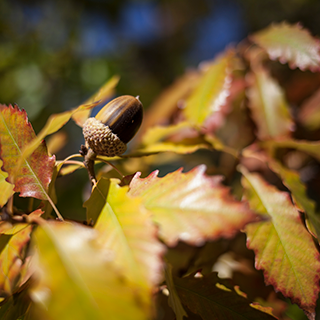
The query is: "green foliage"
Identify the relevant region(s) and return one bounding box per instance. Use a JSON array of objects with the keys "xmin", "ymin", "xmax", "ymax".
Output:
[{"xmin": 1, "ymin": 22, "xmax": 320, "ymax": 320}]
